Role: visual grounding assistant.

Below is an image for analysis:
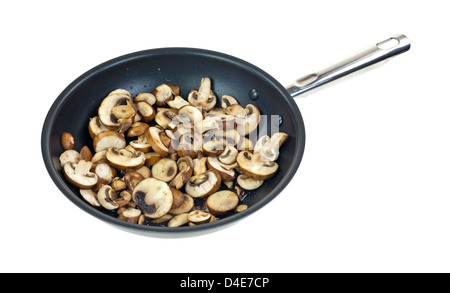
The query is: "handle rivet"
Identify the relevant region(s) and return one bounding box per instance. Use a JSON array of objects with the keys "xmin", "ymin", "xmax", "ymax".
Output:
[{"xmin": 248, "ymin": 89, "xmax": 260, "ymax": 101}]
